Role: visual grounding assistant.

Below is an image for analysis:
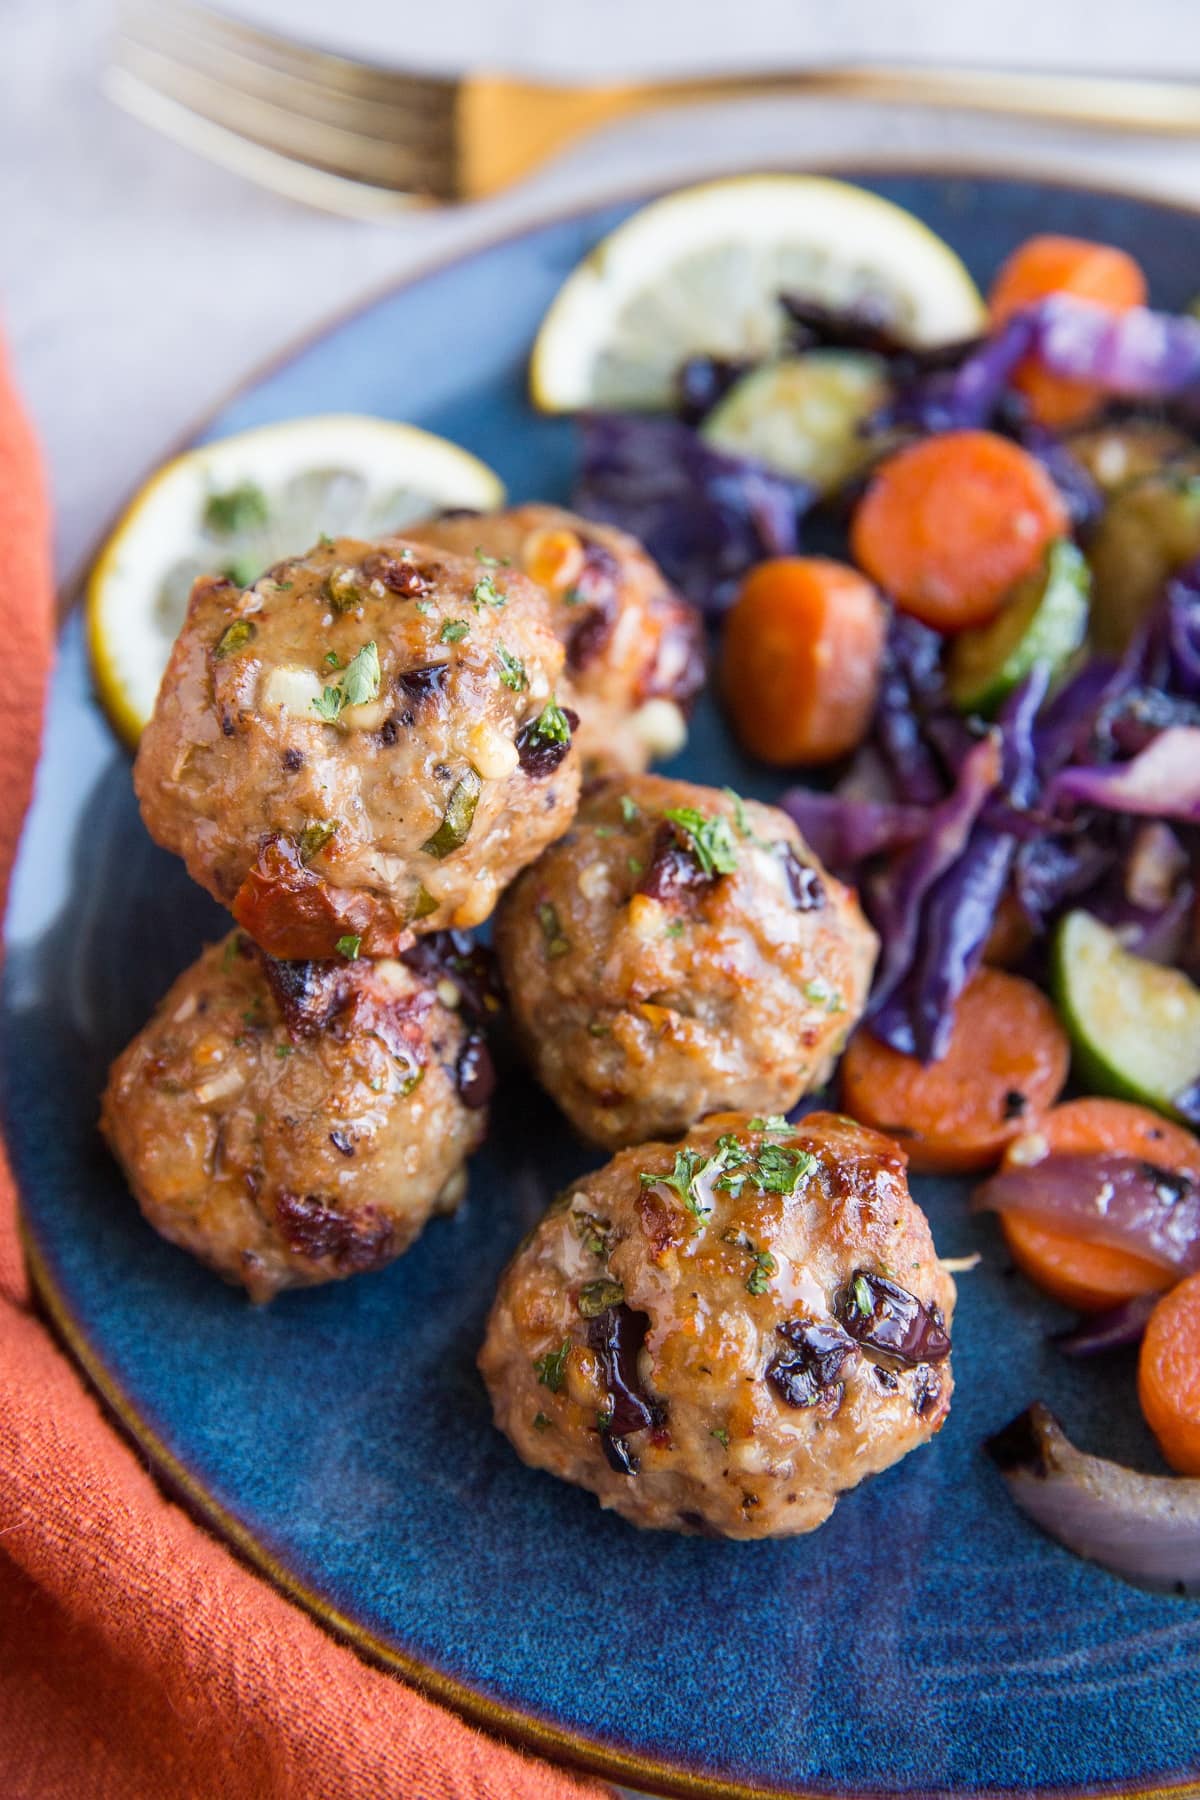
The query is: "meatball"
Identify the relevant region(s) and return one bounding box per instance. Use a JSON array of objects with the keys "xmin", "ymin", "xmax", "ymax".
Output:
[
  {"xmin": 493, "ymin": 774, "xmax": 877, "ymax": 1149},
  {"xmin": 480, "ymin": 1111, "xmax": 954, "ymax": 1537},
  {"xmin": 134, "ymin": 535, "xmax": 581, "ymax": 958},
  {"xmin": 100, "ymin": 931, "xmax": 492, "ymax": 1301},
  {"xmin": 418, "ymin": 505, "xmax": 705, "ymax": 774}
]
